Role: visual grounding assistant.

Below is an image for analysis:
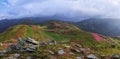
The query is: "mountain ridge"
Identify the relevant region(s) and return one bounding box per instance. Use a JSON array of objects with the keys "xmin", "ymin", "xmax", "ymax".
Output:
[{"xmin": 74, "ymin": 18, "xmax": 120, "ymax": 36}]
